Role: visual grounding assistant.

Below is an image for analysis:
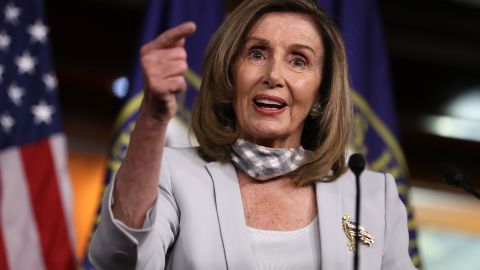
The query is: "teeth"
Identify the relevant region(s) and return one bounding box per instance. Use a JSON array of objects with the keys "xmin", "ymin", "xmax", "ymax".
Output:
[{"xmin": 256, "ymin": 99, "xmax": 283, "ymax": 106}]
